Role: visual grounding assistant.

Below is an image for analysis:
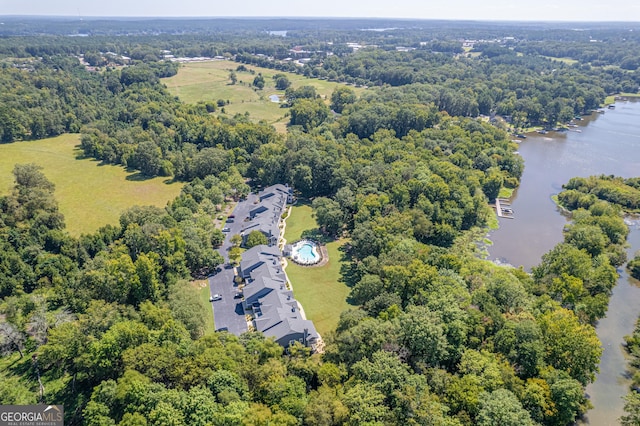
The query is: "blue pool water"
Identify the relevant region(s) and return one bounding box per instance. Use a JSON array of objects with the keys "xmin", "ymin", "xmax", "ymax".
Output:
[{"xmin": 296, "ymin": 244, "xmax": 316, "ymax": 262}]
